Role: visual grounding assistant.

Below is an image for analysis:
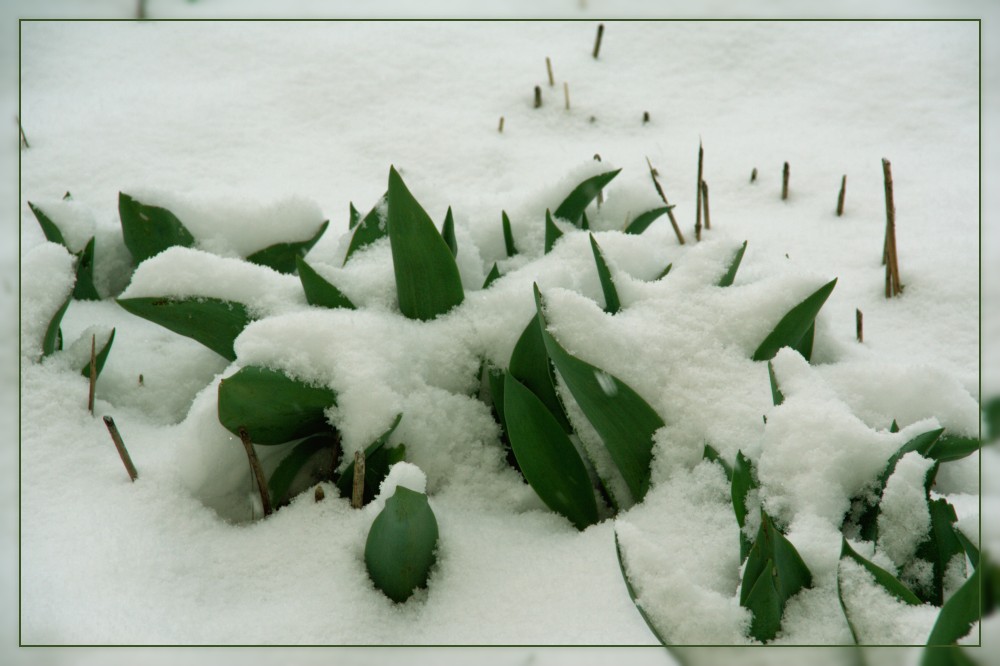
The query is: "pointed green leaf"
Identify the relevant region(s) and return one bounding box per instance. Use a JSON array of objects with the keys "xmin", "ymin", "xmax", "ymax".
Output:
[
  {"xmin": 656, "ymin": 263, "xmax": 673, "ymax": 281},
  {"xmin": 553, "ymin": 169, "xmax": 621, "ymax": 226},
  {"xmin": 503, "ymin": 374, "xmax": 599, "ymax": 530},
  {"xmin": 28, "ymin": 202, "xmax": 67, "ymax": 246},
  {"xmin": 953, "ymin": 529, "xmax": 979, "ymax": 569},
  {"xmin": 535, "ymin": 284, "xmax": 664, "ymax": 503},
  {"xmin": 63, "ymin": 191, "xmax": 72, "ymax": 200},
  {"xmin": 614, "ymin": 529, "xmax": 669, "ymax": 645},
  {"xmin": 581, "ymin": 211, "xmax": 590, "ymax": 230},
  {"xmin": 983, "ymin": 396, "xmax": 1000, "ymax": 441},
  {"xmin": 501, "ymin": 211, "xmax": 517, "ymax": 257},
  {"xmin": 387, "ymin": 167, "xmax": 465, "ymax": 321},
  {"xmin": 117, "ymin": 296, "xmax": 251, "ymax": 361},
  {"xmin": 349, "ymin": 202, "xmax": 360, "ymax": 230},
  {"xmin": 509, "ymin": 314, "xmax": 572, "ymax": 432},
  {"xmin": 79, "ymin": 328, "xmax": 116, "ymax": 380},
  {"xmin": 915, "ymin": 499, "xmax": 965, "ymax": 606},
  {"xmin": 927, "ymin": 435, "xmax": 980, "ymax": 463},
  {"xmin": 365, "ymin": 485, "xmax": 439, "ymax": 603},
  {"xmin": 73, "ymin": 236, "xmax": 100, "ymax": 301},
  {"xmin": 296, "ymin": 257, "xmax": 355, "ymax": 310},
  {"xmin": 718, "ymin": 241, "xmax": 748, "ymax": 287},
  {"xmin": 733, "ymin": 450, "xmax": 757, "ymax": 561},
  {"xmin": 625, "ymin": 206, "xmax": 672, "ymax": 235},
  {"xmin": 544, "ymin": 209, "xmax": 563, "ymax": 254},
  {"xmin": 841, "ymin": 538, "xmax": 922, "ymax": 606},
  {"xmin": 246, "ymin": 220, "xmax": 329, "ymax": 274},
  {"xmin": 745, "ymin": 557, "xmax": 783, "ymax": 642},
  {"xmin": 482, "ymin": 262, "xmax": 501, "ymax": 289},
  {"xmin": 589, "ymin": 234, "xmax": 621, "ymax": 315},
  {"xmin": 268, "ymin": 432, "xmax": 339, "ymax": 508},
  {"xmin": 42, "ymin": 295, "xmax": 72, "ymax": 358},
  {"xmin": 703, "ymin": 444, "xmax": 732, "ymax": 481},
  {"xmin": 440, "ymin": 206, "xmax": 457, "ymax": 257},
  {"xmin": 752, "ymin": 278, "xmax": 837, "ymax": 362},
  {"xmin": 926, "ymin": 564, "xmax": 981, "ymax": 645},
  {"xmin": 343, "ymin": 193, "xmax": 388, "ymax": 265},
  {"xmin": 891, "ymin": 419, "xmax": 900, "ymax": 433},
  {"xmin": 794, "ymin": 322, "xmax": 816, "ymax": 362},
  {"xmin": 767, "ymin": 361, "xmax": 784, "ymax": 406},
  {"xmin": 118, "ymin": 192, "xmax": 195, "ymax": 264},
  {"xmin": 217, "ymin": 366, "xmax": 336, "ymax": 445},
  {"xmin": 336, "ymin": 414, "xmax": 405, "ymax": 506}
]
